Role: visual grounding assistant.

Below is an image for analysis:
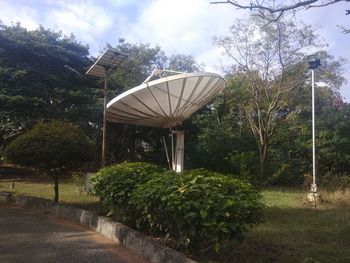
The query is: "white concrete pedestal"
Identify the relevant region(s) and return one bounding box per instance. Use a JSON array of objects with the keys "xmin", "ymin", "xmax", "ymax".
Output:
[
  {"xmin": 172, "ymin": 131, "xmax": 184, "ymax": 173},
  {"xmin": 307, "ymin": 192, "xmax": 321, "ymax": 203}
]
